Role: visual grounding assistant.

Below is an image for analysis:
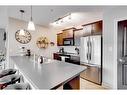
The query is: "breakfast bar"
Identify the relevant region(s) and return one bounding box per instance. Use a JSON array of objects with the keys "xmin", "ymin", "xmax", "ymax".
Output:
[{"xmin": 10, "ymin": 56, "xmax": 86, "ymax": 89}]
